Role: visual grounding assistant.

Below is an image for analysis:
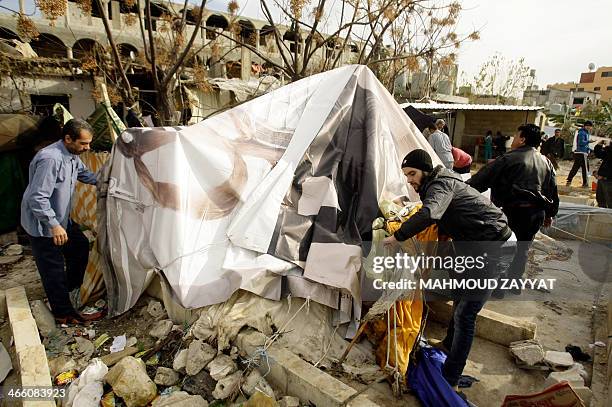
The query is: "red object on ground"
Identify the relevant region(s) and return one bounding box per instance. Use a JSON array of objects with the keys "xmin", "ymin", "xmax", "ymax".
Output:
[{"xmin": 501, "ymin": 382, "xmax": 585, "ymax": 407}]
